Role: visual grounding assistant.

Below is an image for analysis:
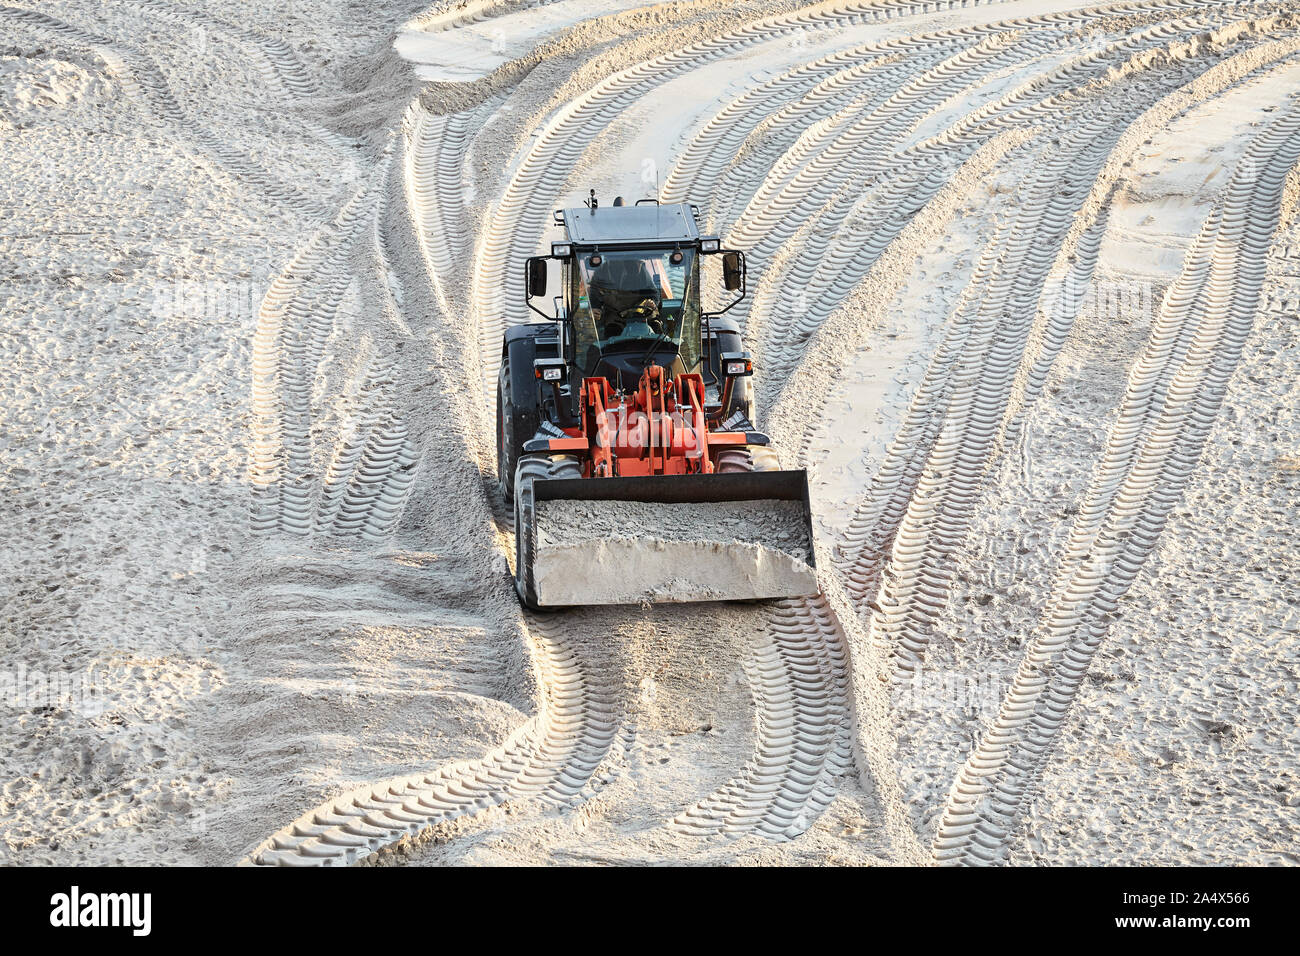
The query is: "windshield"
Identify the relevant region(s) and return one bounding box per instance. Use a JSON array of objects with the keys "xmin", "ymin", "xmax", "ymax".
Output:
[{"xmin": 570, "ymin": 248, "xmax": 700, "ymax": 377}]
